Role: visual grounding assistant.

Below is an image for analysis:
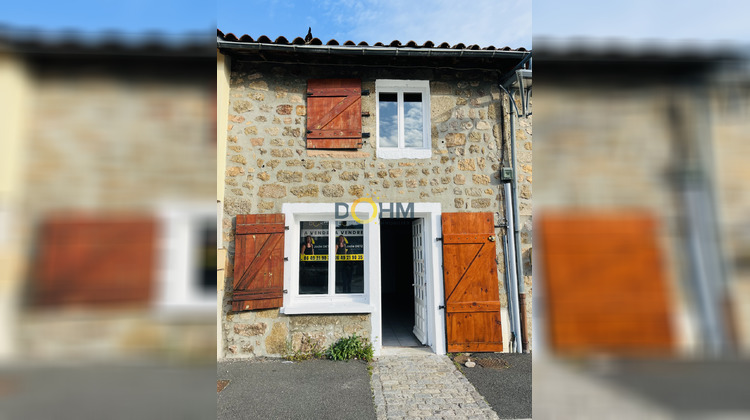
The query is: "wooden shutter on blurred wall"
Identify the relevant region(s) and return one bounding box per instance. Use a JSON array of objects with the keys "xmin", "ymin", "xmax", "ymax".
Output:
[
  {"xmin": 306, "ymin": 79, "xmax": 362, "ymax": 149},
  {"xmin": 539, "ymin": 212, "xmax": 675, "ymax": 356},
  {"xmin": 441, "ymin": 212, "xmax": 503, "ymax": 352},
  {"xmin": 232, "ymin": 214, "xmax": 285, "ymax": 311},
  {"xmin": 33, "ymin": 216, "xmax": 155, "ymax": 306}
]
